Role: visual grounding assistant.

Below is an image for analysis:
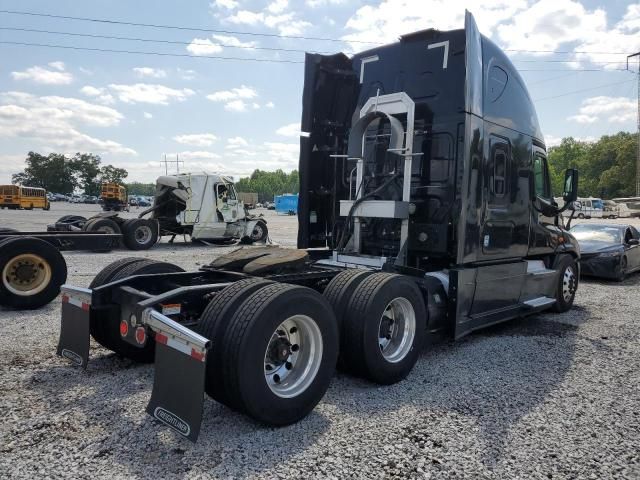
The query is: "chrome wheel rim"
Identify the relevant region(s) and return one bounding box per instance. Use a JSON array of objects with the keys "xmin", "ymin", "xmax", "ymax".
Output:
[
  {"xmin": 135, "ymin": 225, "xmax": 153, "ymax": 244},
  {"xmin": 2, "ymin": 253, "xmax": 52, "ymax": 296},
  {"xmin": 378, "ymin": 297, "xmax": 416, "ymax": 363},
  {"xmin": 263, "ymin": 315, "xmax": 323, "ymax": 398},
  {"xmin": 562, "ymin": 265, "xmax": 577, "ymax": 302}
]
